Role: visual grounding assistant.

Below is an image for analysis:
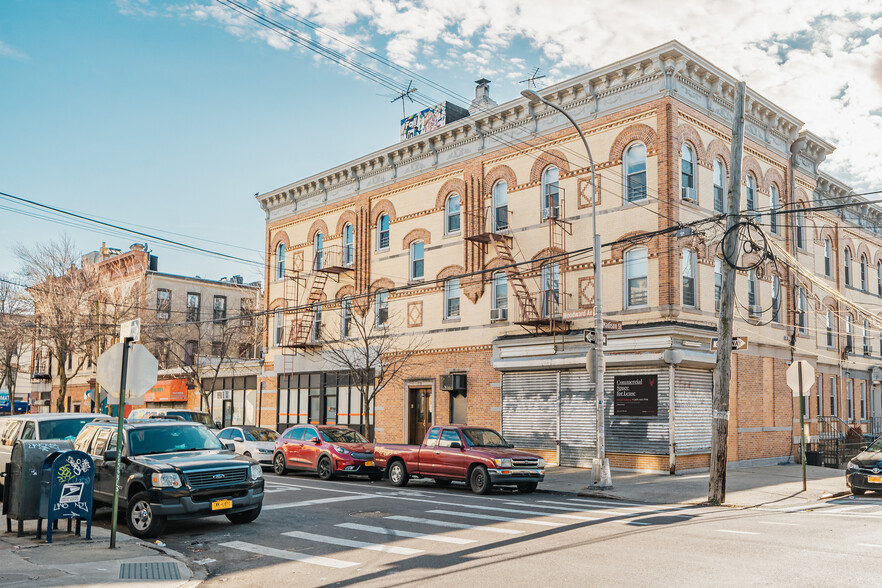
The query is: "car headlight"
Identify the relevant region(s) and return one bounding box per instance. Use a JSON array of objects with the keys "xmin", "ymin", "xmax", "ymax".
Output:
[
  {"xmin": 250, "ymin": 464, "xmax": 263, "ymax": 479},
  {"xmin": 151, "ymin": 472, "xmax": 182, "ymax": 488},
  {"xmin": 332, "ymin": 445, "xmax": 350, "ymax": 455},
  {"xmin": 537, "ymin": 458, "xmax": 546, "ymax": 468},
  {"xmin": 846, "ymin": 461, "xmax": 859, "ymax": 471},
  {"xmin": 494, "ymin": 458, "xmax": 513, "ymax": 468},
  {"xmin": 258, "ymin": 448, "xmax": 272, "ymax": 454}
]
